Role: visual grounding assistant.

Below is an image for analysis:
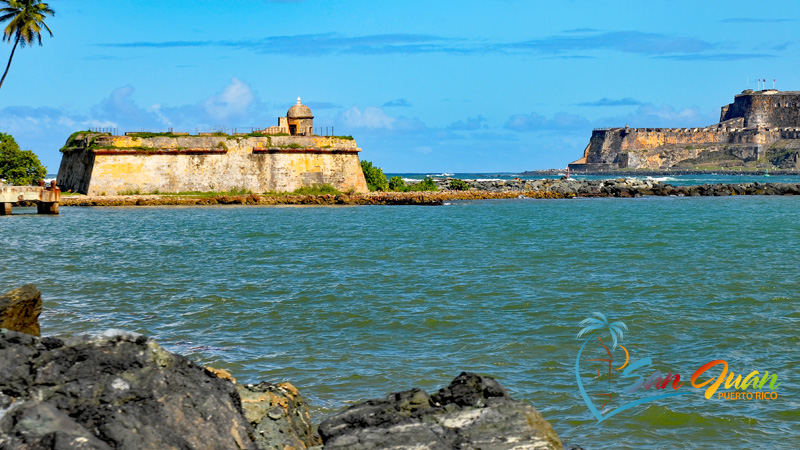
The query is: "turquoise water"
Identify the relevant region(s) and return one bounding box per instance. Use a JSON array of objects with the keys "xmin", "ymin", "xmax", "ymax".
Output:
[{"xmin": 1, "ymin": 198, "xmax": 798, "ymax": 449}]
